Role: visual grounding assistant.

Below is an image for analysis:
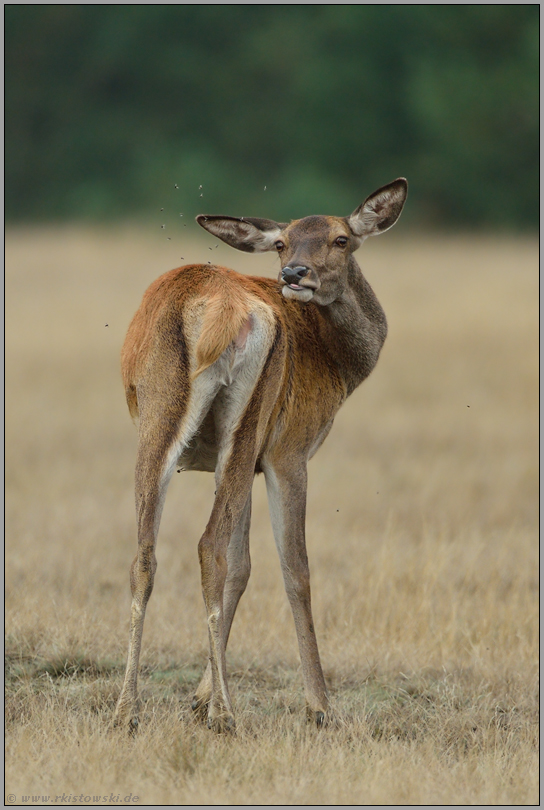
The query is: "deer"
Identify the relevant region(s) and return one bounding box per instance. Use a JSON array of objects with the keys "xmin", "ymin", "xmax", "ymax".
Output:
[{"xmin": 114, "ymin": 178, "xmax": 408, "ymax": 733}]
